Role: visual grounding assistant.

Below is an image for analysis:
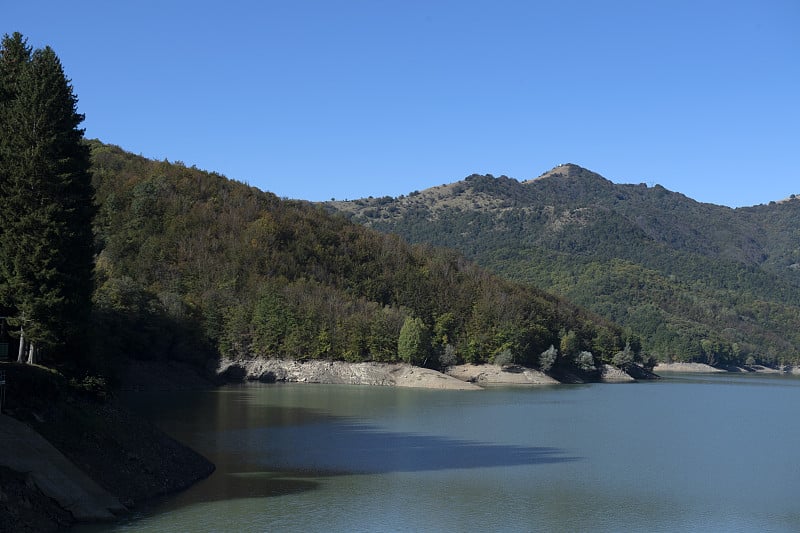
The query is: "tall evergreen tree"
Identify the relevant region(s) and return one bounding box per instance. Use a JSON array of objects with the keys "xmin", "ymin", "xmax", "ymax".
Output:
[{"xmin": 0, "ymin": 33, "xmax": 95, "ymax": 364}]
